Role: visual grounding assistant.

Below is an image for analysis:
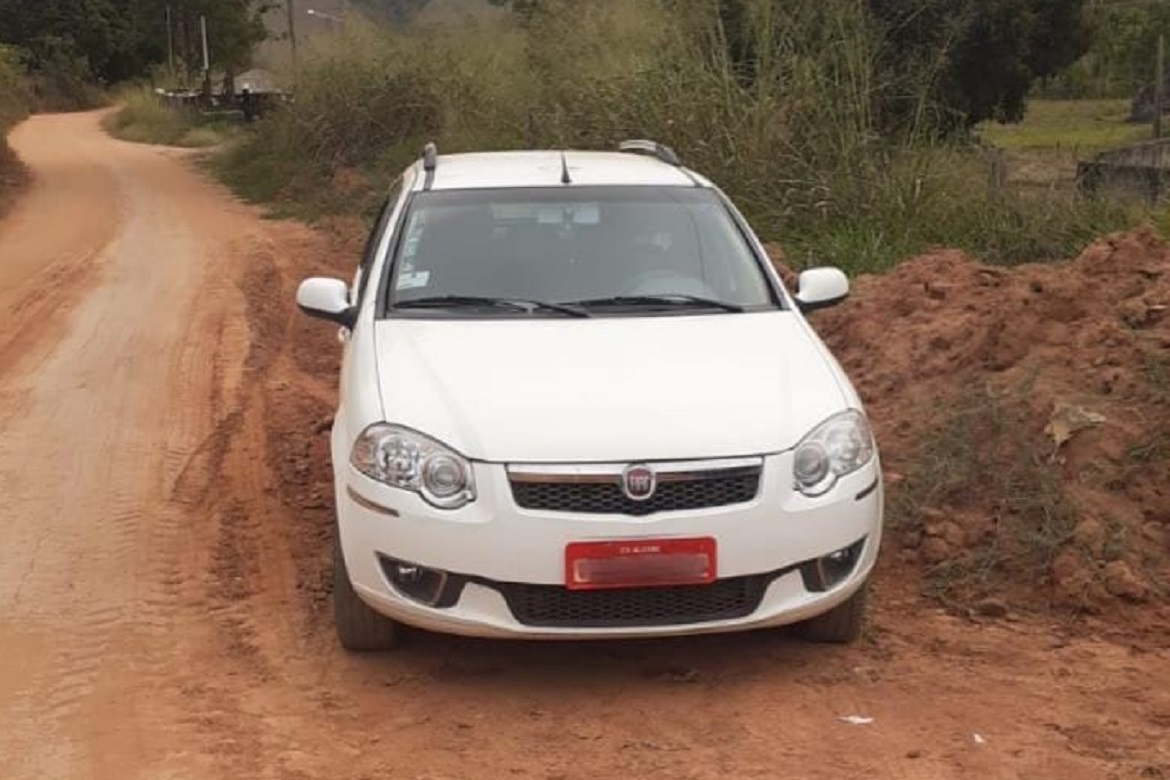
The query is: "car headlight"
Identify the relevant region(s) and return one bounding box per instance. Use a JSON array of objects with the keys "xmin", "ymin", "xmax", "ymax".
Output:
[
  {"xmin": 793, "ymin": 410, "xmax": 874, "ymax": 497},
  {"xmin": 350, "ymin": 424, "xmax": 476, "ymax": 509}
]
